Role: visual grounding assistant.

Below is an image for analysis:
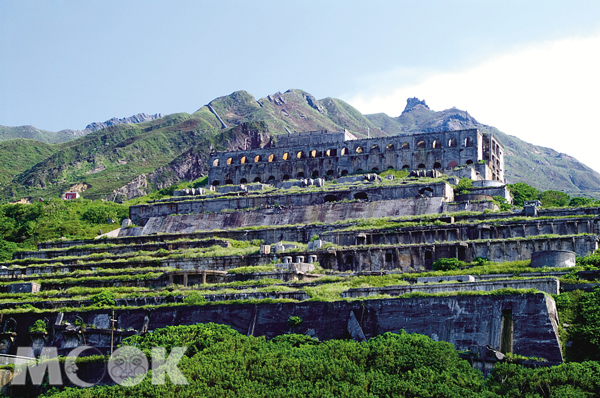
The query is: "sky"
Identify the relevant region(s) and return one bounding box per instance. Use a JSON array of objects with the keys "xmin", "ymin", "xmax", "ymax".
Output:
[{"xmin": 1, "ymin": 1, "xmax": 600, "ymax": 172}]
